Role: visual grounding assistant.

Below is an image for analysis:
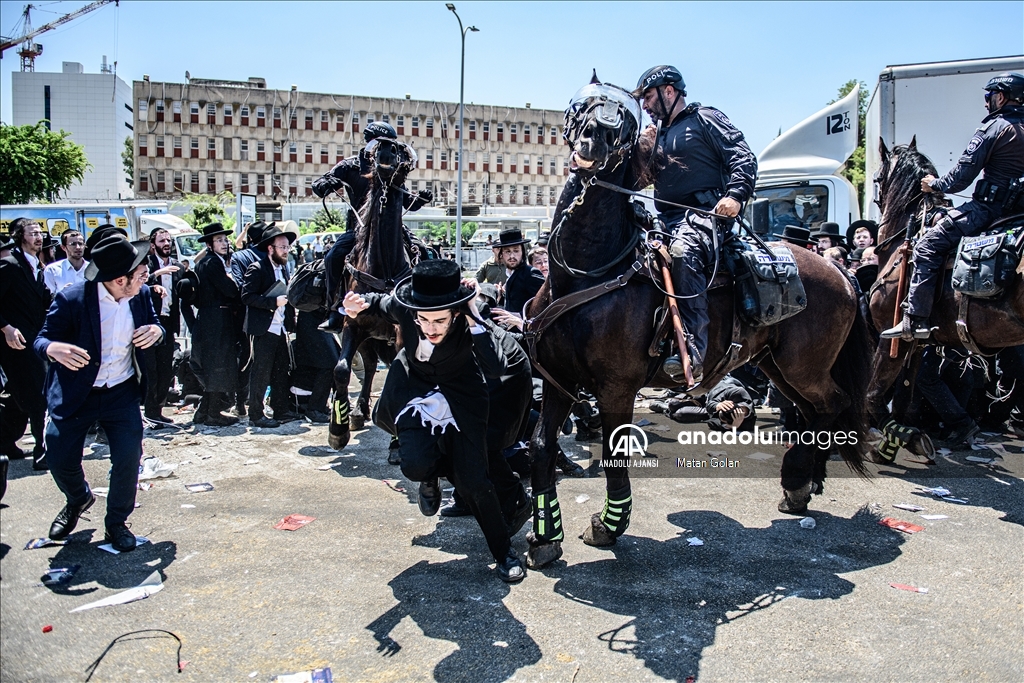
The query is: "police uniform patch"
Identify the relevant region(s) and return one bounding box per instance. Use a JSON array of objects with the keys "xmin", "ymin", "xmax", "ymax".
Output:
[{"xmin": 966, "ymin": 133, "xmax": 984, "ymax": 155}]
